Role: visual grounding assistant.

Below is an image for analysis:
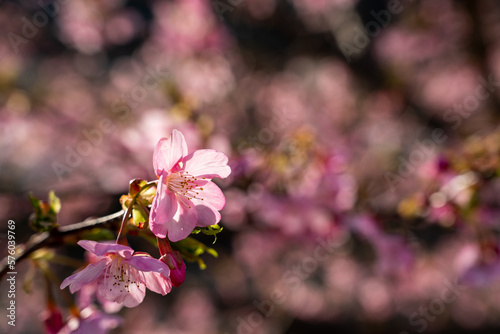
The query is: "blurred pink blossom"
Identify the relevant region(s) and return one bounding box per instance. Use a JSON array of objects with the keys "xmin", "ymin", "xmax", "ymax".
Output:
[{"xmin": 57, "ymin": 308, "xmax": 122, "ymax": 334}]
